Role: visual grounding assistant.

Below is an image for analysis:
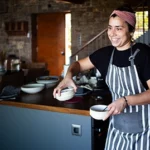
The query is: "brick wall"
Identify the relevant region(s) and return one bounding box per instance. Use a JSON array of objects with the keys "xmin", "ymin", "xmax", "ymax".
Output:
[{"xmin": 0, "ymin": 0, "xmax": 123, "ymax": 63}]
